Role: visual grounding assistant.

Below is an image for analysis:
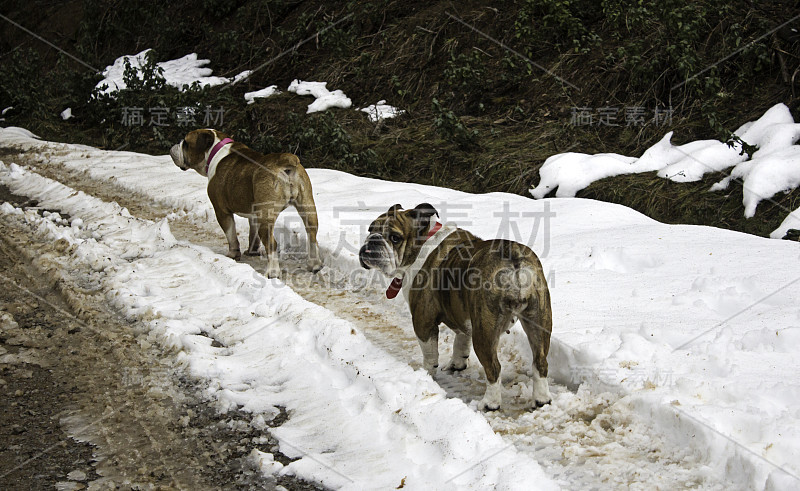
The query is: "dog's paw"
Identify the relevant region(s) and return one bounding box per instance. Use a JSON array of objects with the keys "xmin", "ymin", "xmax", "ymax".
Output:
[
  {"xmin": 265, "ymin": 254, "xmax": 280, "ymax": 278},
  {"xmin": 265, "ymin": 263, "xmax": 281, "ymax": 279},
  {"xmin": 227, "ymin": 250, "xmax": 242, "ymax": 261},
  {"xmin": 307, "ymin": 258, "xmax": 323, "ymax": 274},
  {"xmin": 244, "ymin": 250, "xmax": 261, "ymax": 257},
  {"xmin": 442, "ymin": 357, "xmax": 468, "ymax": 372},
  {"xmin": 479, "ymin": 382, "xmax": 502, "ymax": 411},
  {"xmin": 479, "ymin": 398, "xmax": 501, "ymax": 412},
  {"xmin": 532, "ymin": 378, "xmax": 552, "ymax": 410}
]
